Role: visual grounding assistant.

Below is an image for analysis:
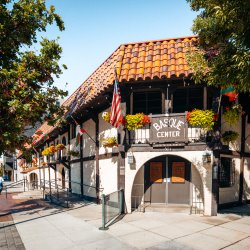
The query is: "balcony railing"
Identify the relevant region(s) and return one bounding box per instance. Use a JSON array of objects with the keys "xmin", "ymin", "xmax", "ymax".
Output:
[{"xmin": 125, "ymin": 113, "xmax": 208, "ymax": 146}]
